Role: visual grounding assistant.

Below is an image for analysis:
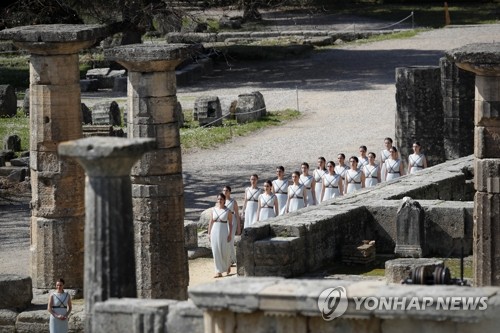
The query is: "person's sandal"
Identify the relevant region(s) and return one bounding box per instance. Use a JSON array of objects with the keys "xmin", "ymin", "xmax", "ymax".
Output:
[{"xmin": 214, "ymin": 273, "xmax": 222, "ymax": 278}]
